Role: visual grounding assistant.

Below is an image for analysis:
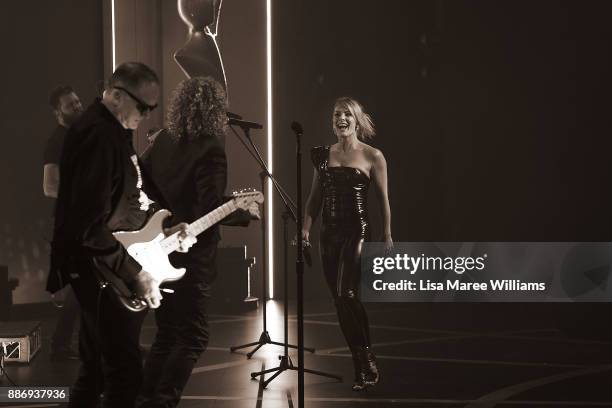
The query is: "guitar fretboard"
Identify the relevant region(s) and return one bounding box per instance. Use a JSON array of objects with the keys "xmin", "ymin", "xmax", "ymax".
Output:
[{"xmin": 159, "ymin": 200, "xmax": 238, "ymax": 255}]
